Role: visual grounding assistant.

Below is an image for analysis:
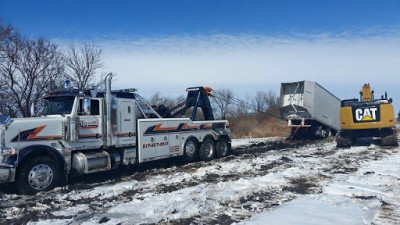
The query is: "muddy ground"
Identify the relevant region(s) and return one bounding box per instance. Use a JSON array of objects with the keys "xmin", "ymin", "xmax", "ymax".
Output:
[{"xmin": 0, "ymin": 138, "xmax": 397, "ymax": 225}]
